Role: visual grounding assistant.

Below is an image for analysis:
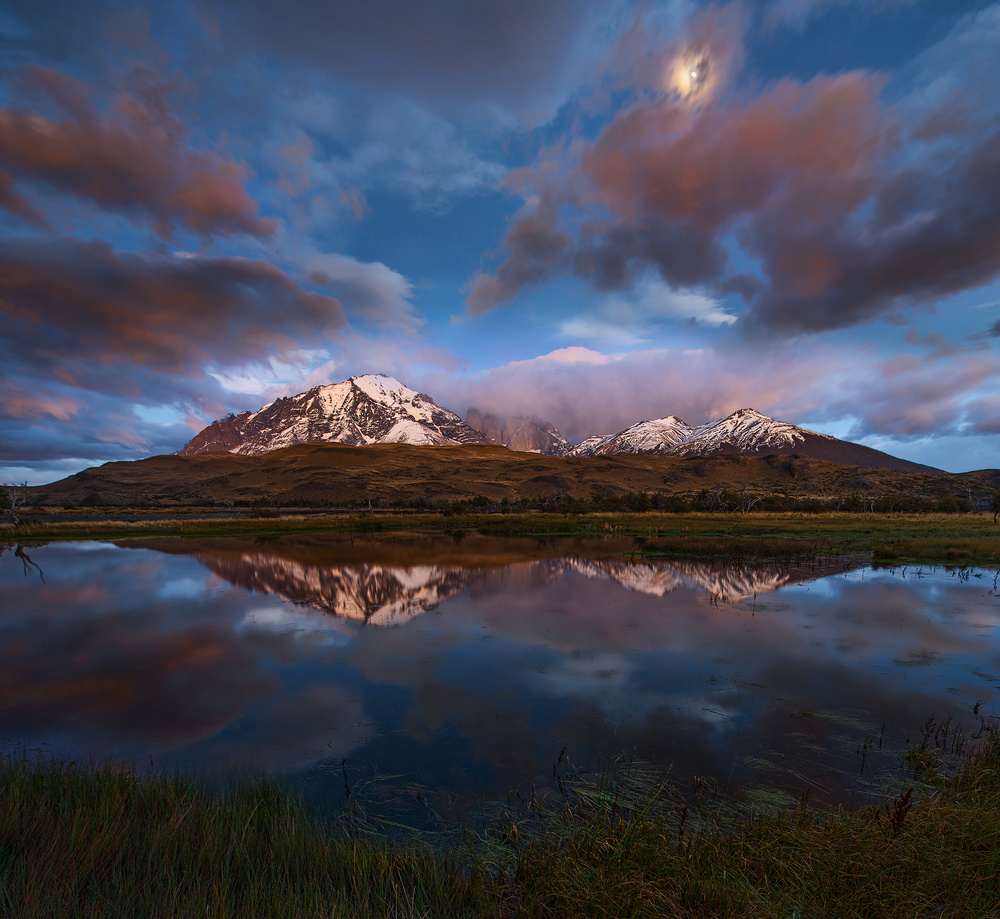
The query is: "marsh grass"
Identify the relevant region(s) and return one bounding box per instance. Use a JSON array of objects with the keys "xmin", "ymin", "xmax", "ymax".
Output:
[
  {"xmin": 4, "ymin": 511, "xmax": 1000, "ymax": 565},
  {"xmin": 0, "ymin": 752, "xmax": 494, "ymax": 919},
  {"xmin": 3, "ymin": 717, "xmax": 1000, "ymax": 918}
]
